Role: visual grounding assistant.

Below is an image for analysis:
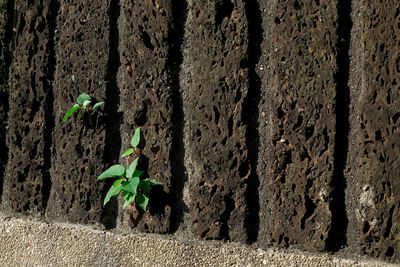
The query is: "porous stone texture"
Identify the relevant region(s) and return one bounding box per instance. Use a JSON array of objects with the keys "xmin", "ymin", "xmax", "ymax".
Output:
[
  {"xmin": 0, "ymin": 0, "xmax": 12, "ymax": 196},
  {"xmin": 0, "ymin": 213, "xmax": 390, "ymax": 267},
  {"xmin": 47, "ymin": 1, "xmax": 109, "ymax": 224},
  {"xmin": 256, "ymin": 0, "xmax": 275, "ymax": 247},
  {"xmin": 2, "ymin": 0, "xmax": 55, "ymax": 214},
  {"xmin": 0, "ymin": 0, "xmax": 7, "ymax": 77},
  {"xmin": 345, "ymin": 0, "xmax": 364, "ymax": 257},
  {"xmin": 357, "ymin": 1, "xmax": 400, "ymax": 262},
  {"xmin": 118, "ymin": 0, "xmax": 174, "ymax": 233},
  {"xmin": 266, "ymin": 0, "xmax": 338, "ymax": 251},
  {"xmin": 184, "ymin": 0, "xmax": 250, "ymax": 242},
  {"xmin": 1, "ymin": 0, "xmax": 400, "ymax": 264}
]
